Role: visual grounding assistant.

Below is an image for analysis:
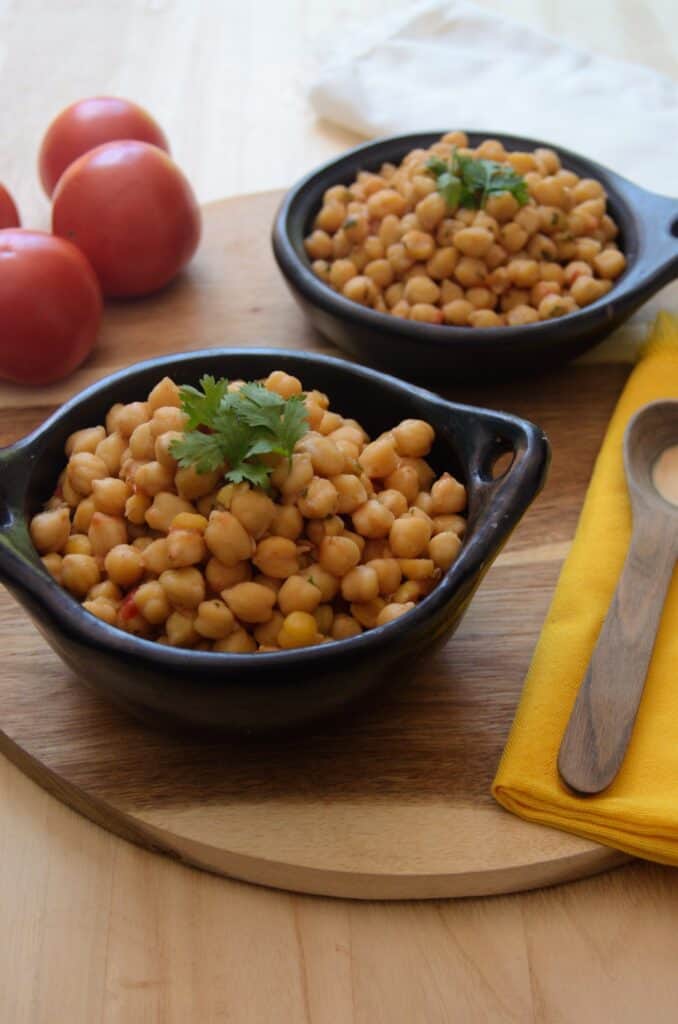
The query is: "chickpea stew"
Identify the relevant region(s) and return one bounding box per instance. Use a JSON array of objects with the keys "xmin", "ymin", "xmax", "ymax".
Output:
[
  {"xmin": 29, "ymin": 370, "xmax": 467, "ymax": 653},
  {"xmin": 304, "ymin": 131, "xmax": 625, "ymax": 328}
]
